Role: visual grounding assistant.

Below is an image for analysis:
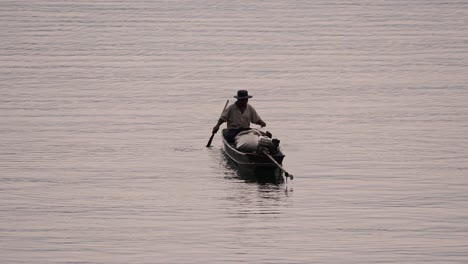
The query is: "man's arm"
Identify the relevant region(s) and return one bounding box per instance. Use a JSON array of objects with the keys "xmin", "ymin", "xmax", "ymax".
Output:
[
  {"xmin": 213, "ymin": 105, "xmax": 230, "ymax": 133},
  {"xmin": 257, "ymin": 119, "xmax": 266, "ymax": 127},
  {"xmin": 212, "ymin": 118, "xmax": 225, "ymax": 133},
  {"xmin": 249, "ymin": 105, "xmax": 265, "ymax": 127}
]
